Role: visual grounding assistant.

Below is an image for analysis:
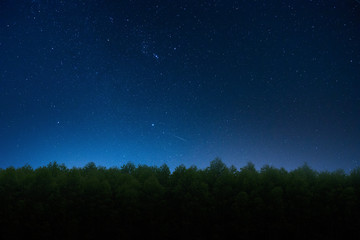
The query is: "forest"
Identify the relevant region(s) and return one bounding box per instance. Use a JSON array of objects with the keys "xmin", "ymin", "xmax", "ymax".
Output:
[{"xmin": 0, "ymin": 158, "xmax": 360, "ymax": 239}]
